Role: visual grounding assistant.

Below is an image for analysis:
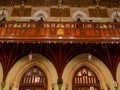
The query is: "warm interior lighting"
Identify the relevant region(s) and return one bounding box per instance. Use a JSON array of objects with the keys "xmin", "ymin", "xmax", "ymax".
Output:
[
  {"xmin": 58, "ymin": 36, "xmax": 62, "ymax": 39},
  {"xmin": 96, "ymin": 0, "xmax": 100, "ymax": 6},
  {"xmin": 88, "ymin": 53, "xmax": 92, "ymax": 61},
  {"xmin": 57, "ymin": 28, "xmax": 64, "ymax": 35},
  {"xmin": 90, "ymin": 86, "xmax": 94, "ymax": 90},
  {"xmin": 29, "ymin": 52, "xmax": 32, "ymax": 60},
  {"xmin": 113, "ymin": 81, "xmax": 118, "ymax": 88}
]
